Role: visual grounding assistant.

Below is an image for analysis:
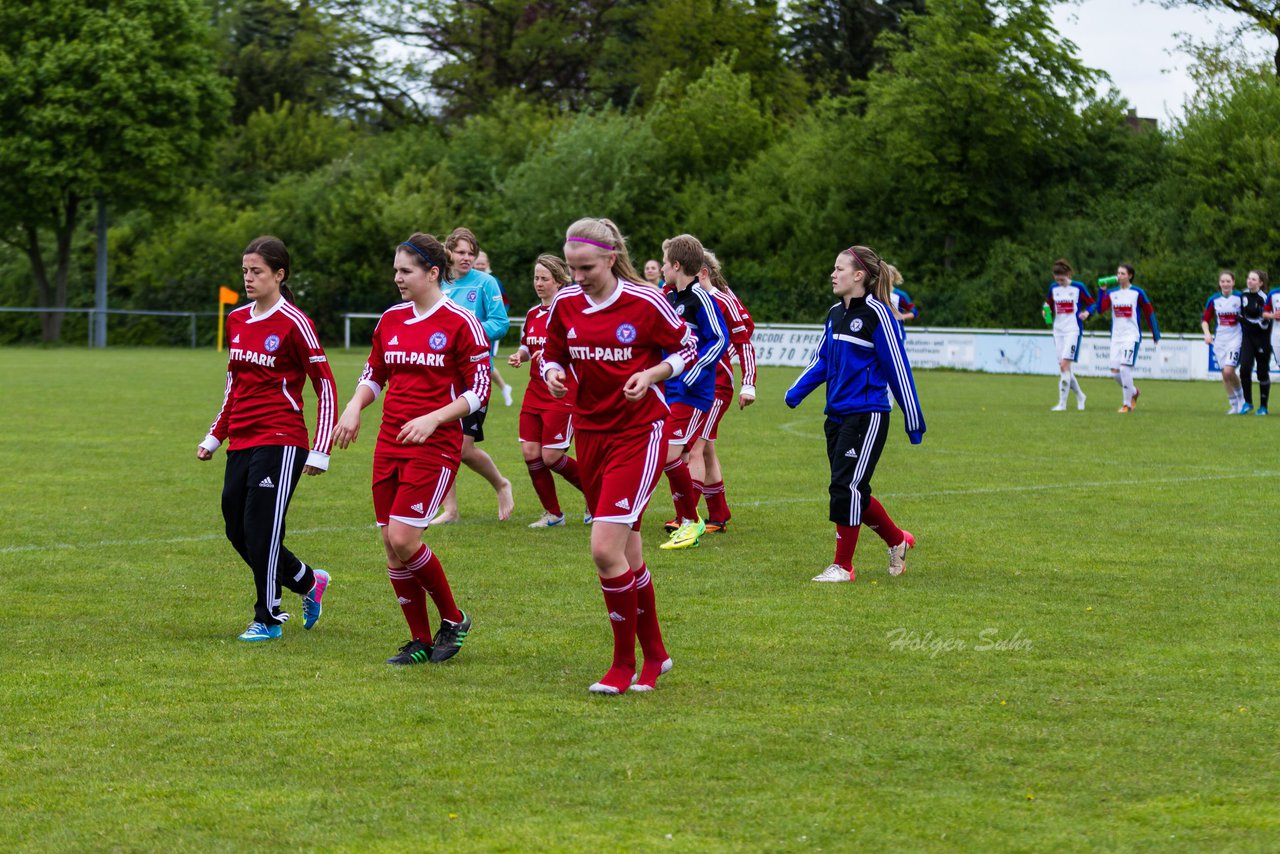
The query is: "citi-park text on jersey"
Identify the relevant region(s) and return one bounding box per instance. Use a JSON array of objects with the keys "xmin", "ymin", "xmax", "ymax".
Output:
[
  {"xmin": 229, "ymin": 348, "xmax": 276, "ymax": 367},
  {"xmin": 384, "ymin": 351, "xmax": 445, "ymax": 367},
  {"xmin": 569, "ymin": 345, "xmax": 633, "ymax": 361}
]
